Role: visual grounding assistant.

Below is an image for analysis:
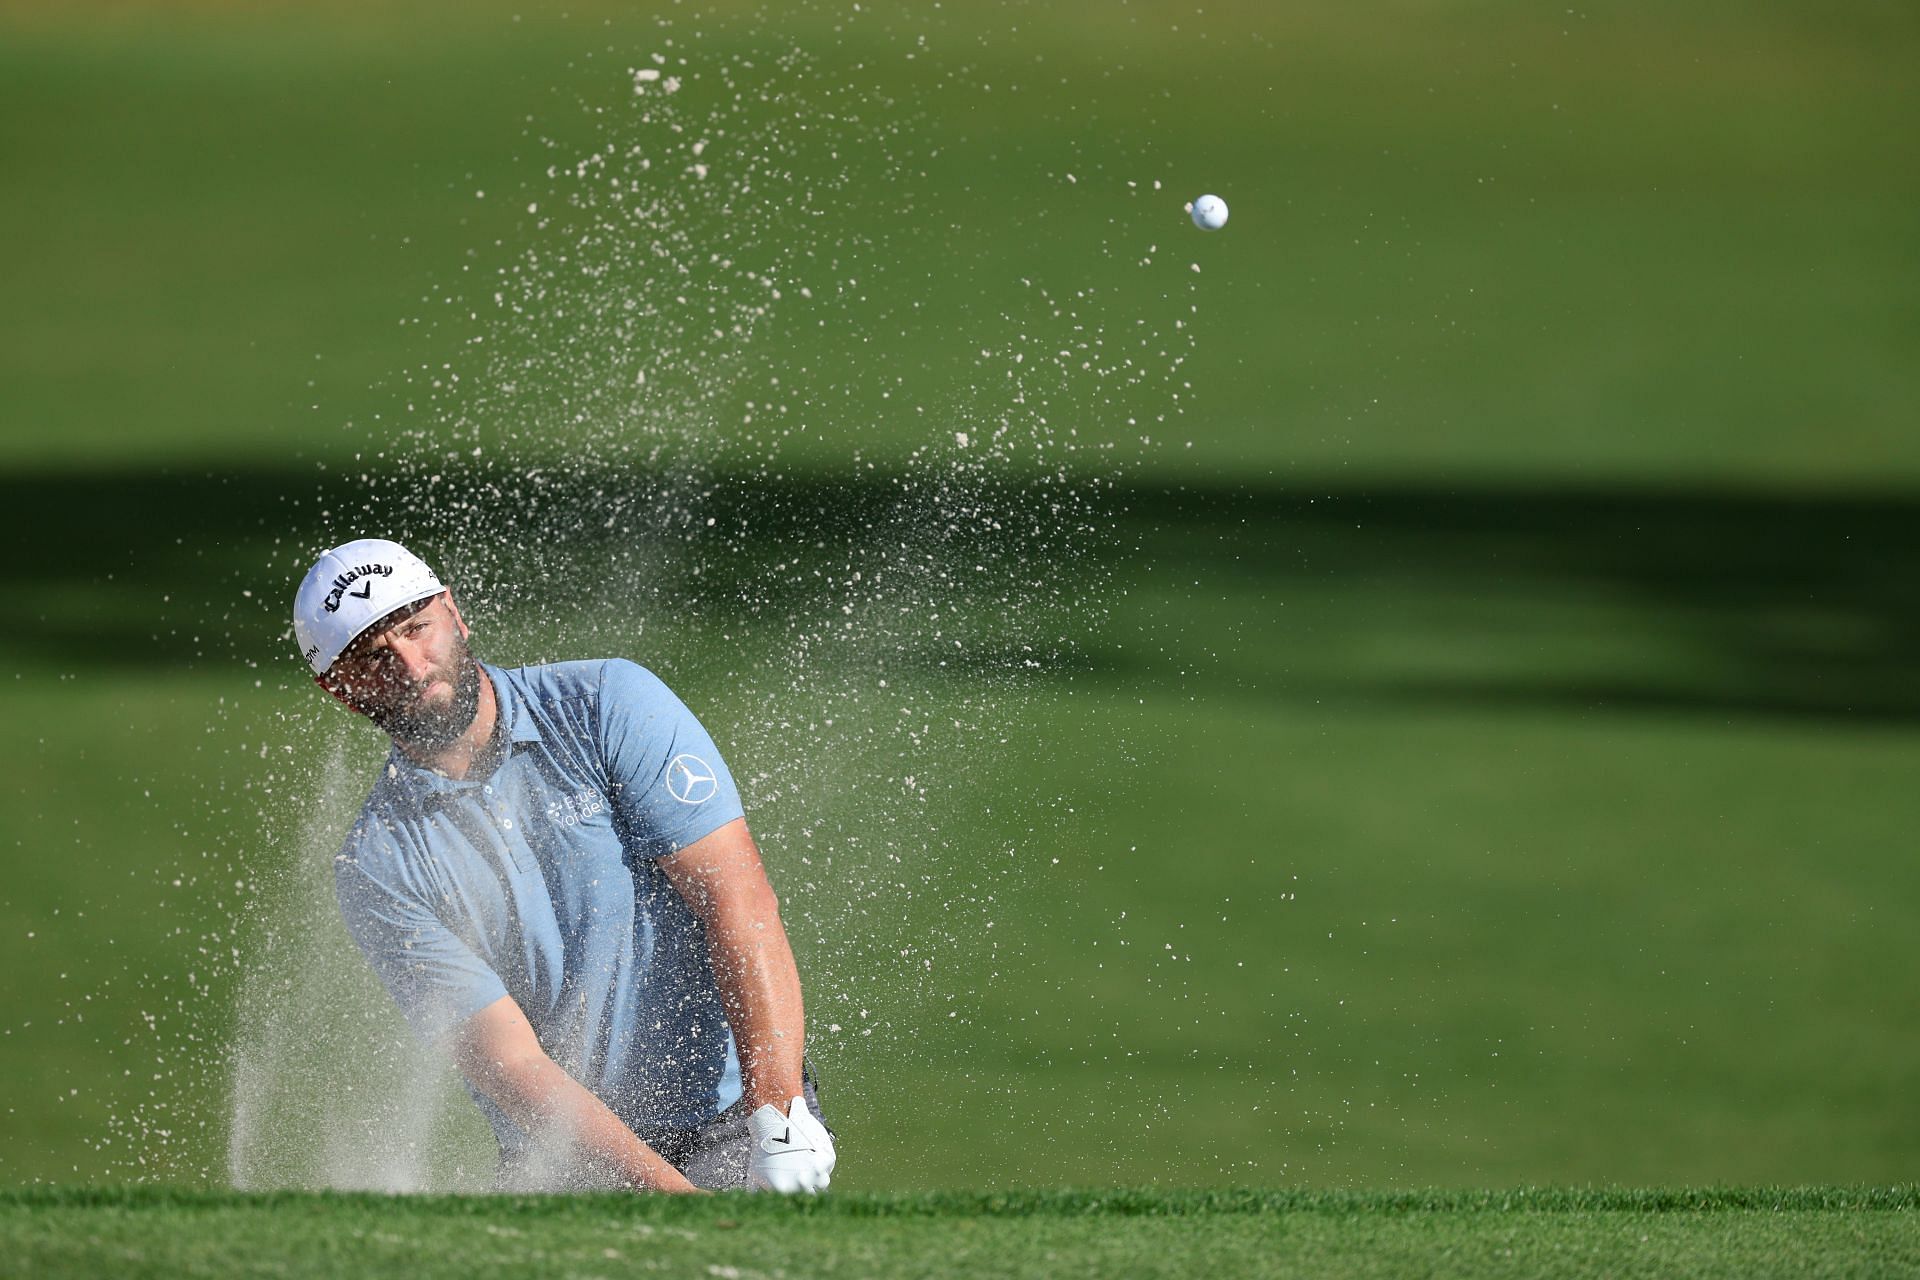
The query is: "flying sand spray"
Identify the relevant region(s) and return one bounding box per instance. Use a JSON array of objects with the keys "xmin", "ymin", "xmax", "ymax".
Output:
[{"xmin": 208, "ymin": 17, "xmax": 1212, "ymax": 1191}]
